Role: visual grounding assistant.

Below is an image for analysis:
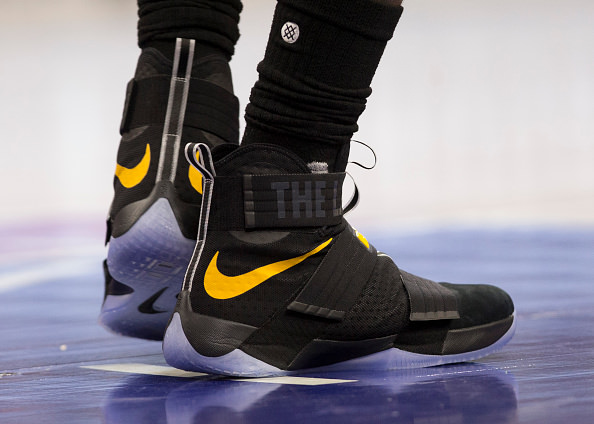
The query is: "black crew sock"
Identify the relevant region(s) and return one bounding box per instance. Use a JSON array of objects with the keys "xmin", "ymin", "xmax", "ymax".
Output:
[
  {"xmin": 132, "ymin": 0, "xmax": 243, "ymax": 145},
  {"xmin": 137, "ymin": 0, "xmax": 242, "ymax": 61},
  {"xmin": 242, "ymin": 0, "xmax": 403, "ymax": 172}
]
